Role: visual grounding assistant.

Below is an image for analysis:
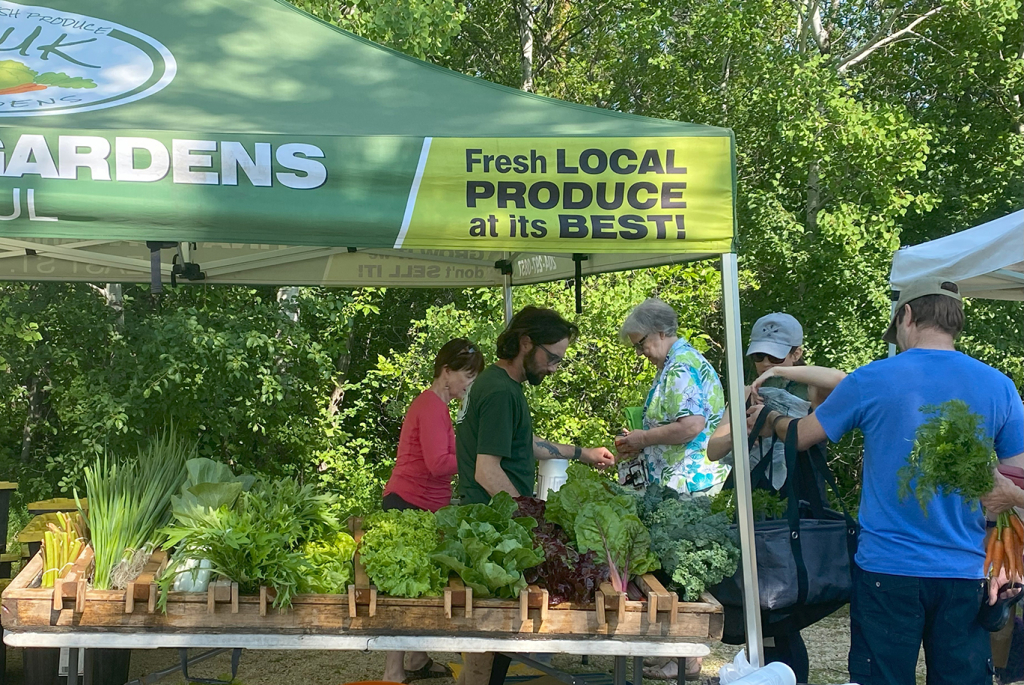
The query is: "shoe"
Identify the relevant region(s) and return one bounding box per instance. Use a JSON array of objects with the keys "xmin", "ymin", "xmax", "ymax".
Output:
[{"xmin": 403, "ymin": 659, "xmax": 454, "ymax": 683}]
